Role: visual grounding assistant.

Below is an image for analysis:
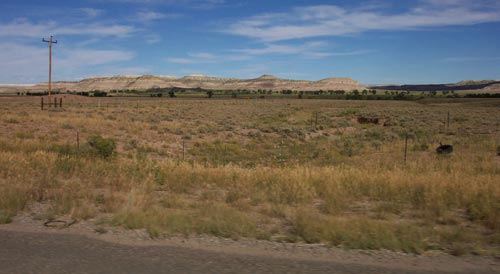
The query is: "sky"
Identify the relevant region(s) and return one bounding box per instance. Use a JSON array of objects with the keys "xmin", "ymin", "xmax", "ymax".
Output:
[{"xmin": 0, "ymin": 0, "xmax": 499, "ymax": 85}]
